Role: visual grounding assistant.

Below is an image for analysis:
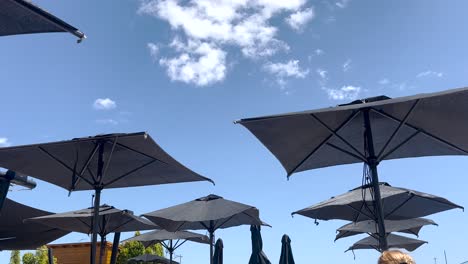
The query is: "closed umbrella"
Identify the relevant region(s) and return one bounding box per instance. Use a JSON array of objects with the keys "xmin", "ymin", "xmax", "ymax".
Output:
[
  {"xmin": 213, "ymin": 239, "xmax": 223, "ymax": 264},
  {"xmin": 0, "ymin": 132, "xmax": 214, "ymax": 264},
  {"xmin": 142, "ymin": 194, "xmax": 268, "ymax": 264},
  {"xmin": 0, "ymin": 0, "xmax": 85, "ymax": 41},
  {"xmin": 237, "ymin": 87, "xmax": 468, "ymax": 249},
  {"xmin": 346, "ymin": 234, "xmax": 427, "ymax": 253},
  {"xmin": 128, "ymin": 254, "xmax": 178, "ymax": 264},
  {"xmin": 248, "ymin": 225, "xmax": 271, "ymax": 264},
  {"xmin": 335, "ymin": 218, "xmax": 437, "ymax": 241},
  {"xmin": 279, "ymin": 235, "xmax": 295, "ymax": 264}
]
